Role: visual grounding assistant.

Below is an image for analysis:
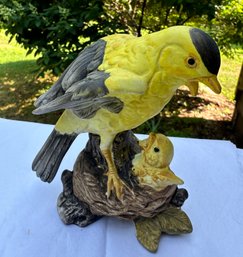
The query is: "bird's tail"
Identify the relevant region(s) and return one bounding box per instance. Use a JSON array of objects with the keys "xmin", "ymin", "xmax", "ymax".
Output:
[{"xmin": 32, "ymin": 129, "xmax": 77, "ymax": 183}]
